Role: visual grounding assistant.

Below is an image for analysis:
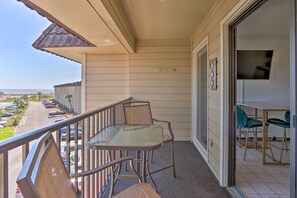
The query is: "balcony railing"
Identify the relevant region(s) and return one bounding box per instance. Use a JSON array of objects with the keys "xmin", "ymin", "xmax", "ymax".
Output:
[{"xmin": 0, "ymin": 97, "xmax": 132, "ymax": 198}]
